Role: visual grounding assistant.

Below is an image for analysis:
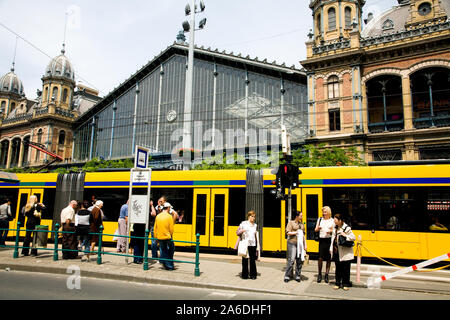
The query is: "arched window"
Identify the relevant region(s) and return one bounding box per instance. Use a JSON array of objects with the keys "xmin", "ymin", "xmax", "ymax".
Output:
[
  {"xmin": 52, "ymin": 87, "xmax": 58, "ymax": 101},
  {"xmin": 345, "ymin": 7, "xmax": 352, "ymax": 28},
  {"xmin": 58, "ymin": 130, "xmax": 66, "ymax": 145},
  {"xmin": 0, "ymin": 101, "xmax": 5, "ymax": 113},
  {"xmin": 317, "ymin": 13, "xmax": 322, "ymax": 34},
  {"xmin": 43, "ymin": 86, "xmax": 48, "ymax": 101},
  {"xmin": 328, "ymin": 7, "xmax": 336, "ymax": 30},
  {"xmin": 63, "ymin": 88, "xmax": 68, "ymax": 103},
  {"xmin": 37, "ymin": 129, "xmax": 43, "ymax": 143},
  {"xmin": 10, "ymin": 102, "xmax": 16, "ymax": 112},
  {"xmin": 327, "ymin": 75, "xmax": 339, "ymax": 99}
]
